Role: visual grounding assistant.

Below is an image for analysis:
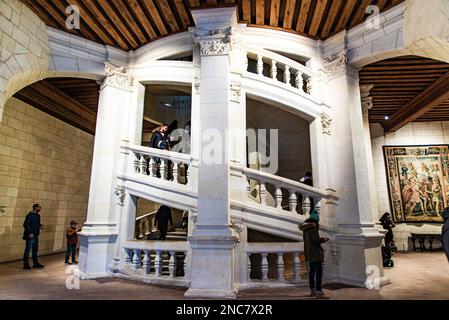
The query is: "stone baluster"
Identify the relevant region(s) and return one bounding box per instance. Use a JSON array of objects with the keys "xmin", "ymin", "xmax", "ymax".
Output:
[
  {"xmin": 261, "ymin": 253, "xmax": 269, "ymax": 281},
  {"xmin": 275, "ymin": 186, "xmax": 283, "ymax": 210},
  {"xmin": 172, "ymin": 161, "xmax": 179, "ymax": 183},
  {"xmin": 247, "ymin": 253, "xmax": 252, "ymax": 282},
  {"xmin": 149, "ymin": 157, "xmax": 157, "ymax": 177},
  {"xmin": 169, "ymin": 251, "xmax": 176, "ymax": 278},
  {"xmin": 292, "ymin": 251, "xmax": 301, "ymax": 281},
  {"xmin": 284, "ymin": 66, "xmax": 291, "ymax": 85},
  {"xmin": 125, "ymin": 248, "xmax": 133, "ymax": 264},
  {"xmin": 139, "ymin": 155, "xmax": 147, "ymax": 175},
  {"xmin": 143, "ymin": 250, "xmax": 151, "ymax": 274},
  {"xmin": 306, "ymin": 78, "xmax": 313, "ymax": 95},
  {"xmin": 271, "ymin": 60, "xmax": 277, "ymax": 80},
  {"xmin": 315, "ymin": 199, "xmax": 322, "ymax": 214},
  {"xmin": 302, "ymin": 196, "xmax": 311, "ymax": 215},
  {"xmin": 289, "ymin": 191, "xmax": 297, "ymax": 212},
  {"xmin": 257, "ymin": 55, "xmax": 264, "ymax": 75},
  {"xmin": 295, "ymin": 70, "xmax": 304, "ymax": 92},
  {"xmin": 160, "ymin": 159, "xmax": 167, "ymax": 180},
  {"xmin": 183, "ymin": 251, "xmax": 189, "ymax": 279},
  {"xmin": 132, "ymin": 249, "xmax": 142, "ymax": 269},
  {"xmin": 245, "ymin": 52, "xmax": 249, "ymax": 72},
  {"xmin": 134, "ymin": 153, "xmax": 140, "ymax": 173},
  {"xmin": 259, "ymin": 181, "xmax": 267, "ymax": 206},
  {"xmin": 154, "ymin": 250, "xmax": 162, "ymax": 277},
  {"xmin": 277, "ymin": 253, "xmax": 285, "ymax": 281}
]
